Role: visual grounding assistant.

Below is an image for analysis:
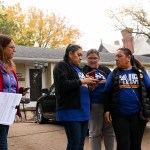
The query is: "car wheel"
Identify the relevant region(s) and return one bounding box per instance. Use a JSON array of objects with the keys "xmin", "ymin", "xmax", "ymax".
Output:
[{"xmin": 36, "ymin": 103, "xmax": 49, "ymax": 124}]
